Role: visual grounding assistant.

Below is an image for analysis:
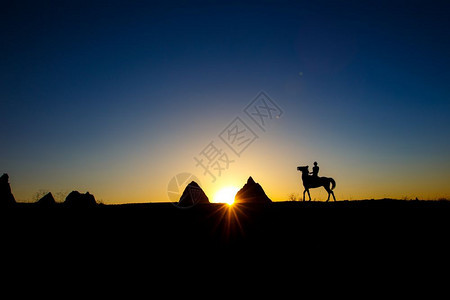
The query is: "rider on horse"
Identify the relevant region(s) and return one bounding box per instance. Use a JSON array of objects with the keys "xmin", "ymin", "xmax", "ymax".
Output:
[
  {"xmin": 297, "ymin": 163, "xmax": 336, "ymax": 201},
  {"xmin": 310, "ymin": 161, "xmax": 319, "ymax": 177}
]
